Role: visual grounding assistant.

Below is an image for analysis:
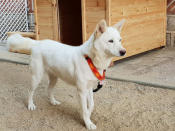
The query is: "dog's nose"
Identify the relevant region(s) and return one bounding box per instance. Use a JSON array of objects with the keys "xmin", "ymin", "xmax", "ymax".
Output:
[{"xmin": 119, "ymin": 50, "xmax": 126, "ymax": 56}]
